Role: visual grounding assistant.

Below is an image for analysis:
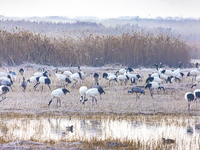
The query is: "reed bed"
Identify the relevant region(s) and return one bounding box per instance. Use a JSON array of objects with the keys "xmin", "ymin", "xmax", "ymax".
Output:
[{"xmin": 0, "ymin": 28, "xmax": 190, "ymax": 67}]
